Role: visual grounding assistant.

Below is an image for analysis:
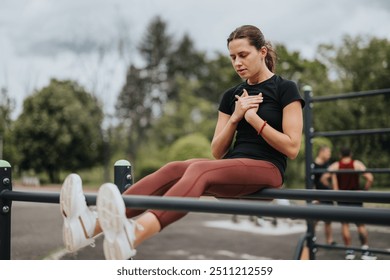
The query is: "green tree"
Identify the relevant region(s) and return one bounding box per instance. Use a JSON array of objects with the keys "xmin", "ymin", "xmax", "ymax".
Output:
[
  {"xmin": 275, "ymin": 44, "xmax": 334, "ymax": 95},
  {"xmin": 14, "ymin": 79, "xmax": 104, "ymax": 182},
  {"xmin": 166, "ymin": 33, "xmax": 208, "ymax": 99},
  {"xmin": 0, "ymin": 87, "xmax": 16, "ymax": 161},
  {"xmin": 196, "ymin": 53, "xmax": 242, "ymax": 105},
  {"xmin": 116, "ymin": 16, "xmax": 173, "ymax": 161},
  {"xmin": 151, "ymin": 77, "xmax": 216, "ymax": 147},
  {"xmin": 116, "ymin": 65, "xmax": 153, "ymax": 161}
]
